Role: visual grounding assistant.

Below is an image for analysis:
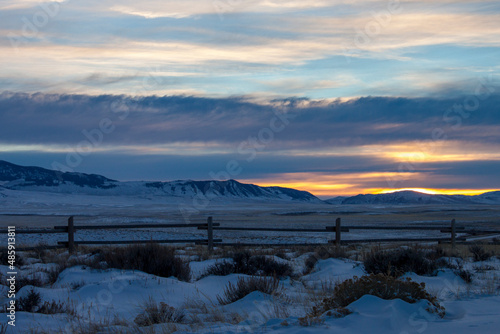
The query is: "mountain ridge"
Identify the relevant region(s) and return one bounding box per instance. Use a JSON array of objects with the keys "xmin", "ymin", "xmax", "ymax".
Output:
[
  {"xmin": 1, "ymin": 160, "xmax": 499, "ymax": 204},
  {"xmin": 0, "ymin": 160, "xmax": 319, "ymax": 202},
  {"xmin": 325, "ymin": 190, "xmax": 500, "ymax": 205}
]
